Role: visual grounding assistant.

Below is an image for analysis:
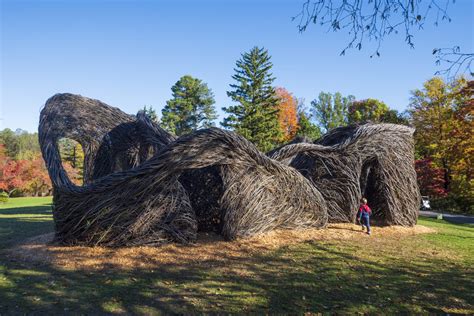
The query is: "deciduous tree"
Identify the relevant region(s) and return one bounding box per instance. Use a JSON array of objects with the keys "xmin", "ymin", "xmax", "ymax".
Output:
[
  {"xmin": 409, "ymin": 76, "xmax": 470, "ymax": 195},
  {"xmin": 348, "ymin": 98, "xmax": 409, "ymax": 125},
  {"xmin": 0, "ymin": 129, "xmax": 41, "ymax": 160},
  {"xmin": 0, "ymin": 129, "xmax": 19, "ymax": 158},
  {"xmin": 448, "ymin": 80, "xmax": 474, "ymax": 197},
  {"xmin": 0, "ymin": 145, "xmax": 18, "ymax": 196},
  {"xmin": 0, "ymin": 148, "xmax": 28, "ymax": 196},
  {"xmin": 296, "ymin": 111, "xmax": 321, "ymax": 140},
  {"xmin": 22, "ymin": 155, "xmax": 53, "ymax": 196},
  {"xmin": 0, "ymin": 146, "xmax": 53, "ymax": 196},
  {"xmin": 275, "ymin": 87, "xmax": 299, "ymax": 142},
  {"xmin": 348, "ymin": 98, "xmax": 389, "ymax": 123},
  {"xmin": 310, "ymin": 92, "xmax": 354, "ymax": 132},
  {"xmin": 415, "ymin": 158, "xmax": 447, "ymax": 197}
]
